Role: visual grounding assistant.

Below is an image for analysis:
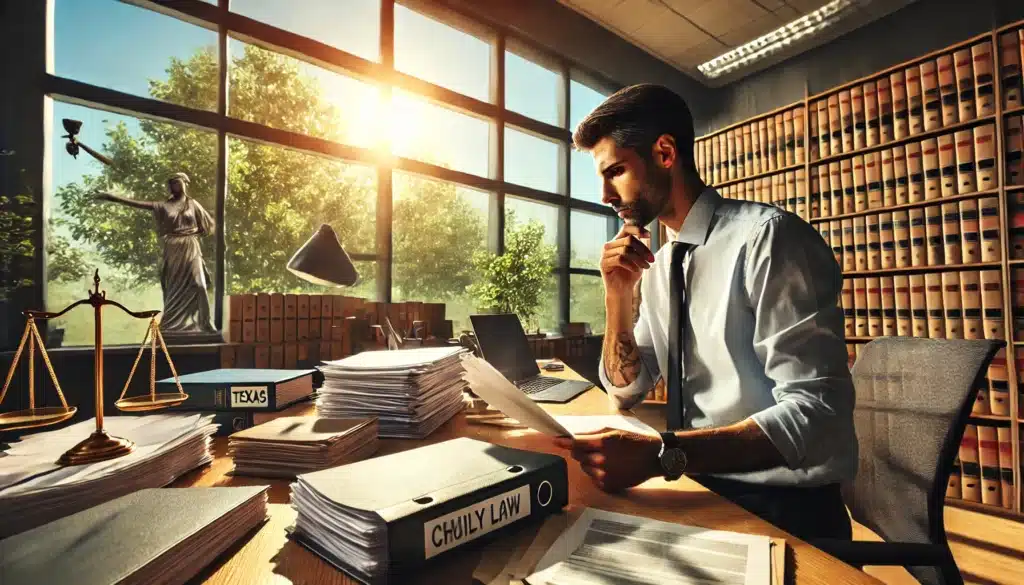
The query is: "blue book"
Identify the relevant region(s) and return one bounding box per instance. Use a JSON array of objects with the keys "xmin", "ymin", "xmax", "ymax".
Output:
[{"xmin": 157, "ymin": 368, "xmax": 317, "ymax": 412}]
